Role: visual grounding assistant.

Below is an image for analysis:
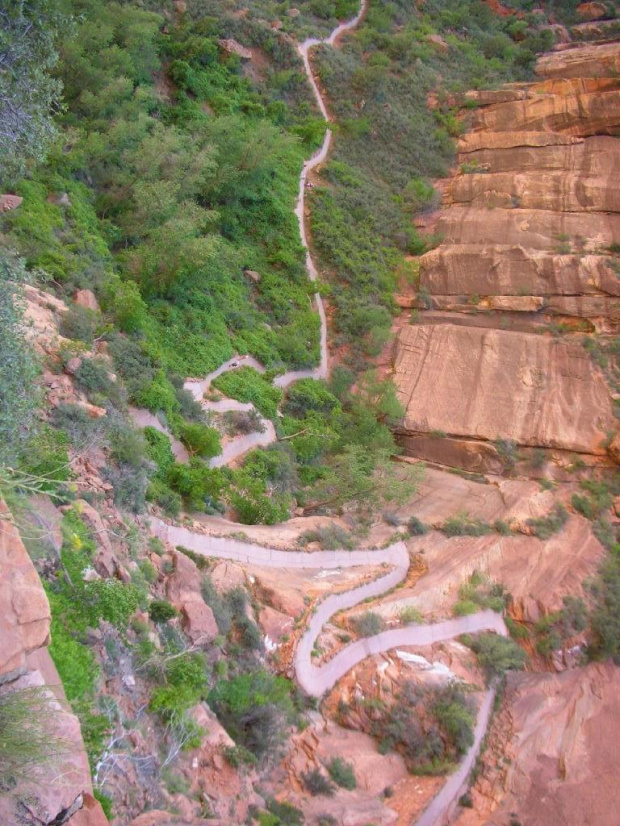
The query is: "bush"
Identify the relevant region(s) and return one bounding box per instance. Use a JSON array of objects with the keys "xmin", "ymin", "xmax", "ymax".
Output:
[
  {"xmin": 370, "ymin": 682, "xmax": 474, "ymax": 772},
  {"xmin": 302, "ymin": 768, "xmax": 335, "ymax": 797},
  {"xmin": 213, "ymin": 367, "xmax": 283, "ymax": 419},
  {"xmin": 59, "ymin": 305, "xmax": 97, "ymax": 344},
  {"xmin": 526, "ymin": 504, "xmax": 568, "ymax": 540},
  {"xmin": 408, "ymin": 516, "xmax": 428, "ymax": 536},
  {"xmin": 0, "ymin": 687, "xmax": 68, "ymax": 784},
  {"xmin": 74, "ymin": 357, "xmax": 113, "ymax": 398},
  {"xmin": 298, "ymin": 525, "xmax": 355, "ymax": 550},
  {"xmin": 462, "ymin": 633, "xmax": 526, "ymax": 679},
  {"xmin": 442, "ymin": 514, "xmax": 493, "ymax": 537},
  {"xmin": 149, "ymin": 599, "xmax": 178, "ymax": 623},
  {"xmin": 201, "ymin": 575, "xmax": 233, "ymax": 635},
  {"xmin": 180, "ymin": 422, "xmax": 221, "ymax": 459},
  {"xmin": 327, "ymin": 756, "xmax": 356, "ymax": 790},
  {"xmin": 352, "ymin": 611, "xmax": 385, "ymax": 637},
  {"xmin": 208, "ymin": 670, "xmax": 296, "ymax": 759}
]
